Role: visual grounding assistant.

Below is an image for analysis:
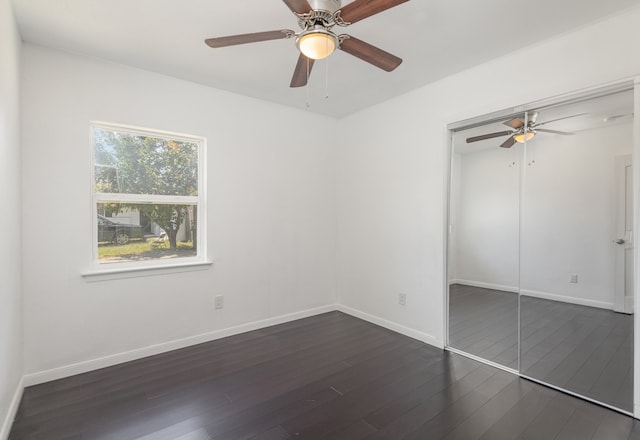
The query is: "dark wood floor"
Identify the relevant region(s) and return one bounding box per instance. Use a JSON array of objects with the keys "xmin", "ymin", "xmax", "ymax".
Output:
[
  {"xmin": 521, "ymin": 295, "xmax": 633, "ymax": 412},
  {"xmin": 10, "ymin": 311, "xmax": 639, "ymax": 439},
  {"xmin": 449, "ymin": 284, "xmax": 634, "ymax": 412},
  {"xmin": 449, "ymin": 284, "xmax": 519, "ymax": 369}
]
